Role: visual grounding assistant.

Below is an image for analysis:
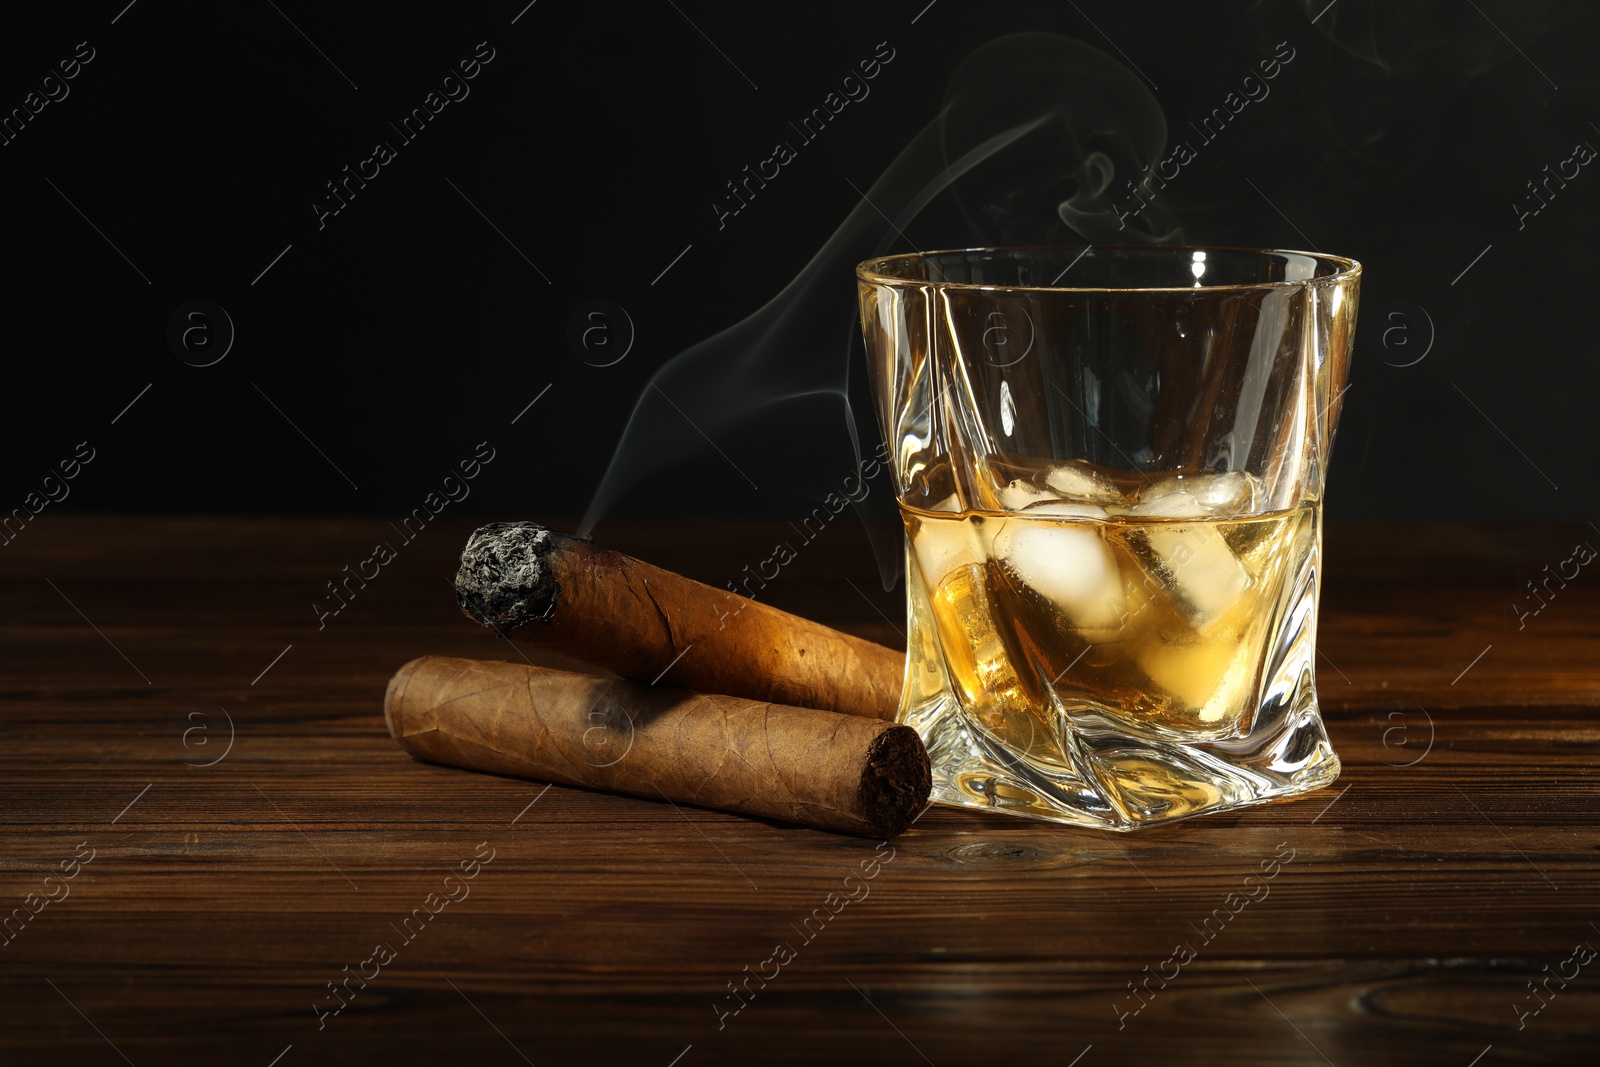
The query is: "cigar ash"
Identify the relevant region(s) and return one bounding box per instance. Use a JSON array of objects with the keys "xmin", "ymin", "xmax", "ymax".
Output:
[{"xmin": 454, "ymin": 521, "xmax": 562, "ymax": 631}]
